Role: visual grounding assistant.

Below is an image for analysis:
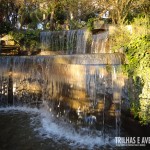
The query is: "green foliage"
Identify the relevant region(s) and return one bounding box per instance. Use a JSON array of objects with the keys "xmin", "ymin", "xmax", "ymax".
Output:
[
  {"xmin": 18, "ymin": 3, "xmax": 43, "ymax": 29},
  {"xmin": 9, "ymin": 30, "xmax": 40, "ymax": 51},
  {"xmin": 125, "ymin": 17, "xmax": 150, "ymax": 124},
  {"xmin": 87, "ymin": 18, "xmax": 96, "ymax": 31},
  {"xmin": 125, "ymin": 35, "xmax": 150, "ymax": 74},
  {"xmin": 131, "ymin": 15, "xmax": 149, "ymax": 38},
  {"xmin": 54, "ymin": 4, "xmax": 67, "ymax": 25},
  {"xmin": 111, "ymin": 15, "xmax": 150, "ymax": 124},
  {"xmin": 110, "ymin": 26, "xmax": 131, "ymax": 52},
  {"xmin": 69, "ymin": 20, "xmax": 86, "ymax": 29},
  {"xmin": 126, "ymin": 35, "xmax": 150, "ymax": 124},
  {"xmin": 0, "ymin": 22, "xmax": 12, "ymax": 34}
]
